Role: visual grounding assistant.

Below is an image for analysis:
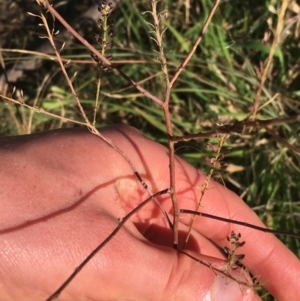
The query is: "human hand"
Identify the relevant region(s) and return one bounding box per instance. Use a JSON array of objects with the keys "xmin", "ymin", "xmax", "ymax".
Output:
[{"xmin": 0, "ymin": 125, "xmax": 299, "ymax": 301}]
